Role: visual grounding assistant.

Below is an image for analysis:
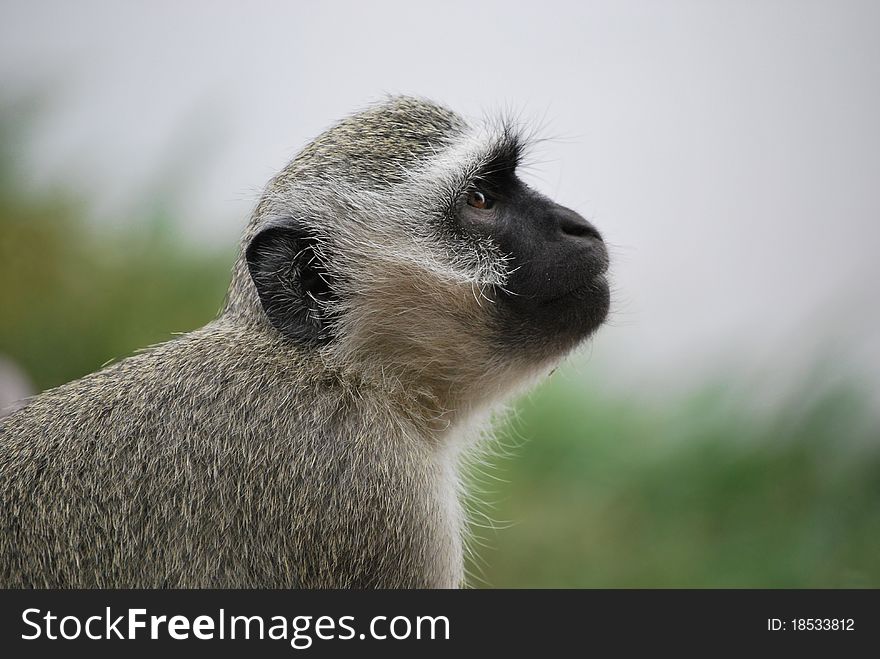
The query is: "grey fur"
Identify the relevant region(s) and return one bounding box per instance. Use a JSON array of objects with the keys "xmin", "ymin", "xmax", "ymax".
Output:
[{"xmin": 0, "ymin": 97, "xmax": 599, "ymax": 588}]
